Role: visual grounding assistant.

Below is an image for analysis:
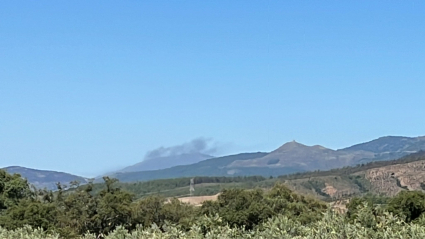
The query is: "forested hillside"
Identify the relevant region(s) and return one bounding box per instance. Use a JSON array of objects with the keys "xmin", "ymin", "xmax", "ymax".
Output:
[{"xmin": 0, "ymin": 168, "xmax": 327, "ymax": 238}]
